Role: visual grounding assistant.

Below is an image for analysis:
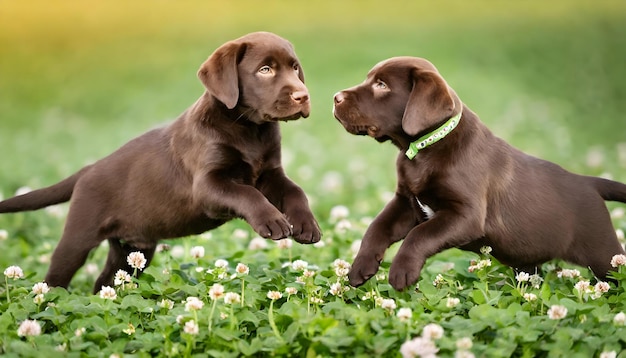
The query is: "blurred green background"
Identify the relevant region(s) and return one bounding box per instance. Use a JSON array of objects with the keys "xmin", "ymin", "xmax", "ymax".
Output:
[{"xmin": 1, "ymin": 0, "xmax": 625, "ymax": 222}]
